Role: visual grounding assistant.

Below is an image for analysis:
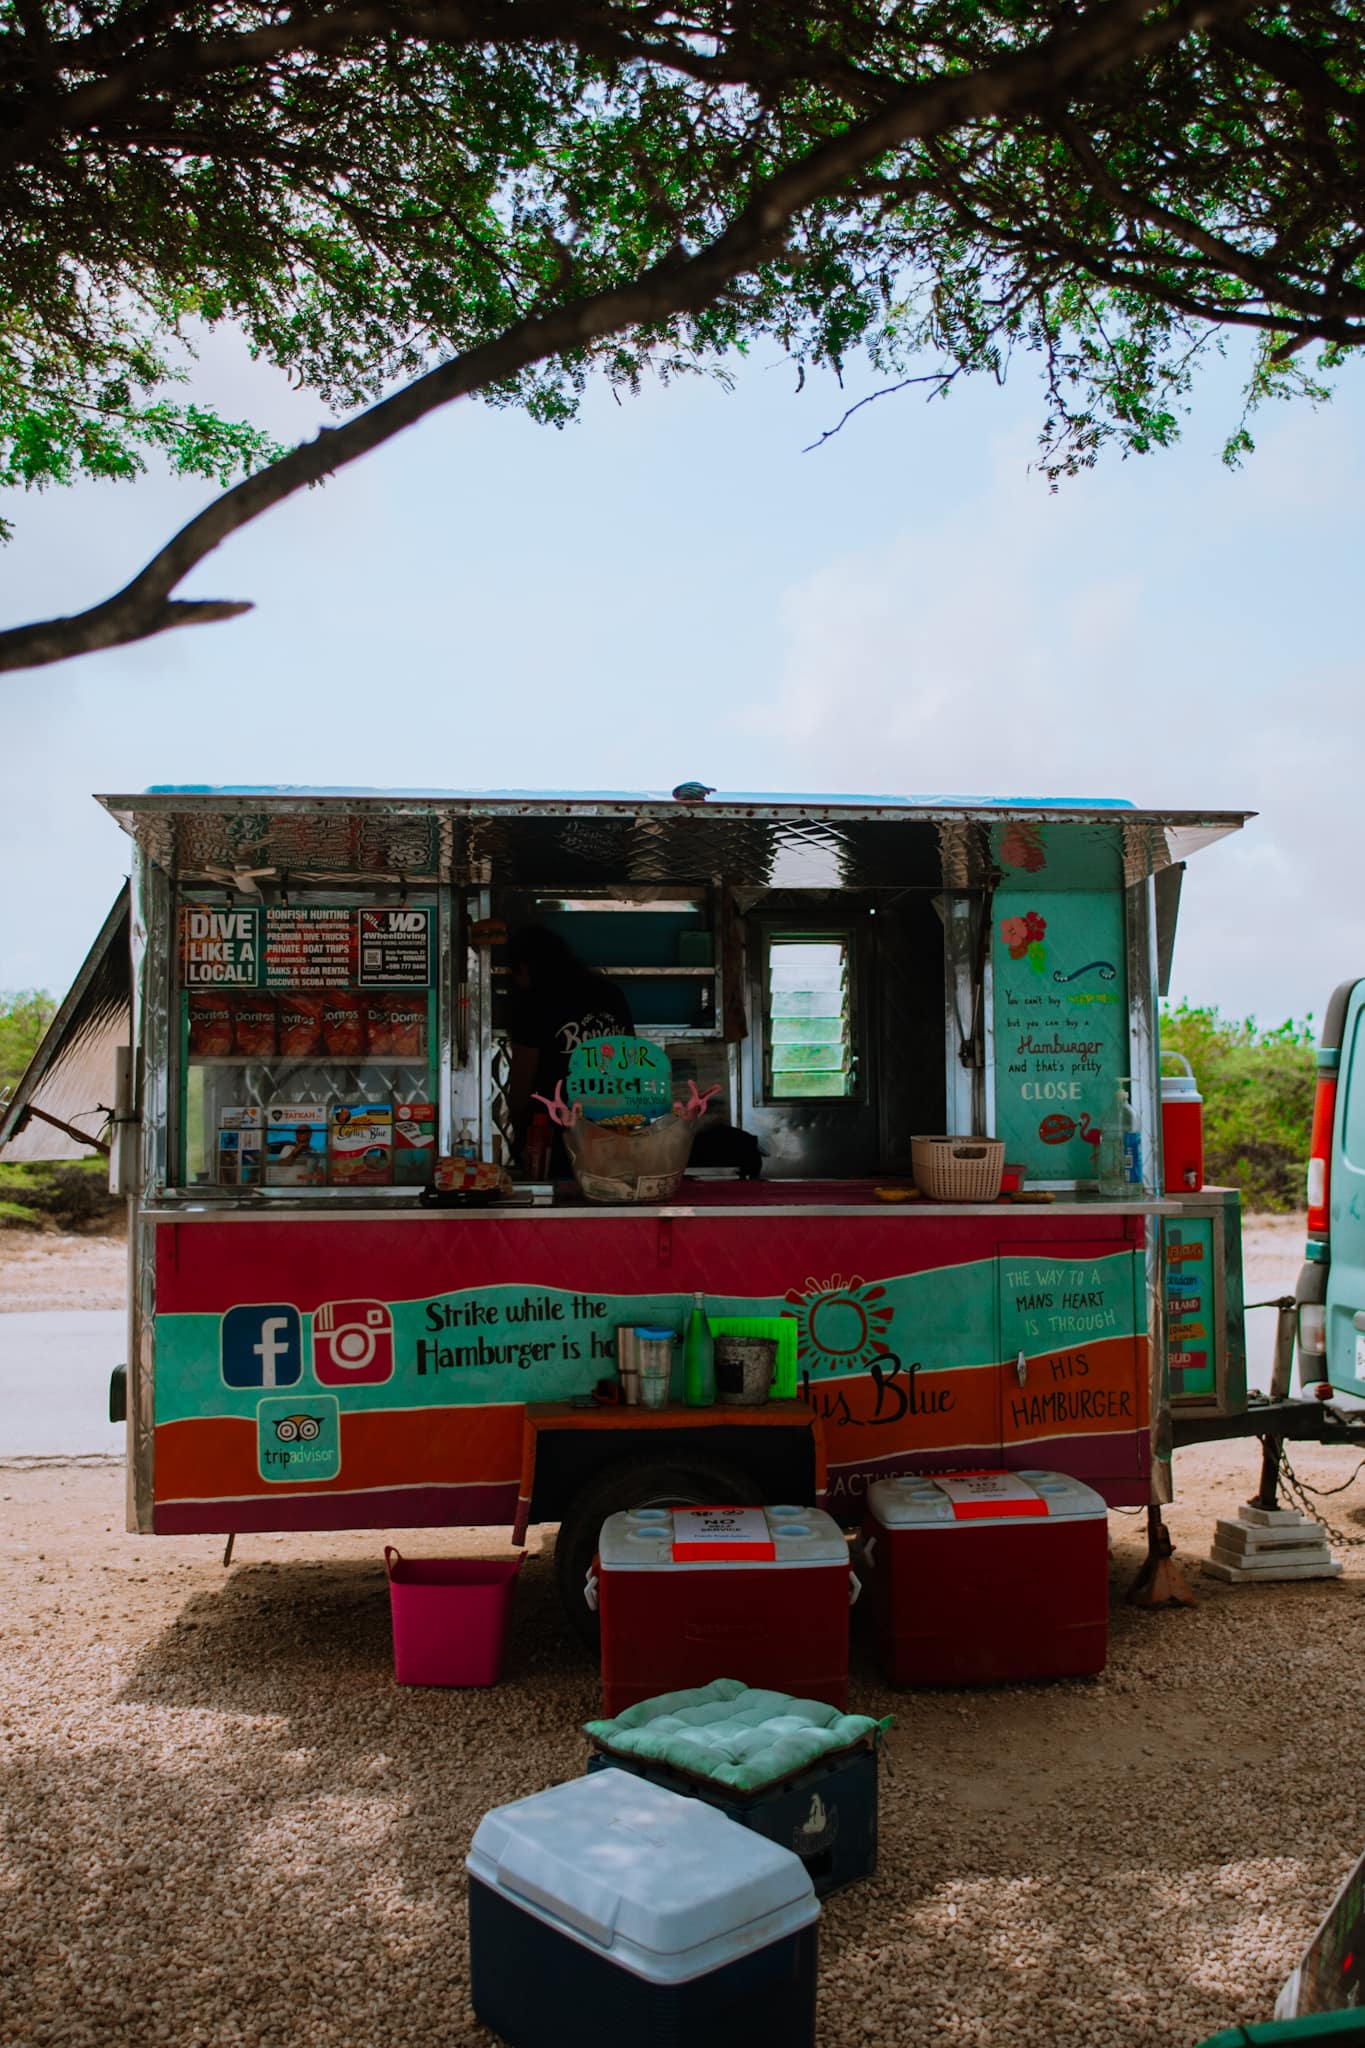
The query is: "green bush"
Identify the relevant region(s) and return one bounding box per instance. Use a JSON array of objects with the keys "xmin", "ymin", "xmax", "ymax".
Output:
[
  {"xmin": 1159, "ymin": 1001, "xmax": 1315, "ymax": 1213},
  {"xmin": 0, "ymin": 1157, "xmax": 122, "ymax": 1233},
  {"xmin": 0, "ymin": 989, "xmax": 55, "ymax": 1095}
]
